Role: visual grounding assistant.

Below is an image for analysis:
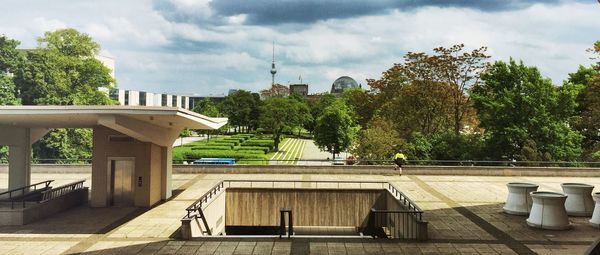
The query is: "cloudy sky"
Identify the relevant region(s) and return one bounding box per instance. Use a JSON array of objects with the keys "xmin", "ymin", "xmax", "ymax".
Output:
[{"xmin": 1, "ymin": 0, "xmax": 599, "ymax": 96}]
